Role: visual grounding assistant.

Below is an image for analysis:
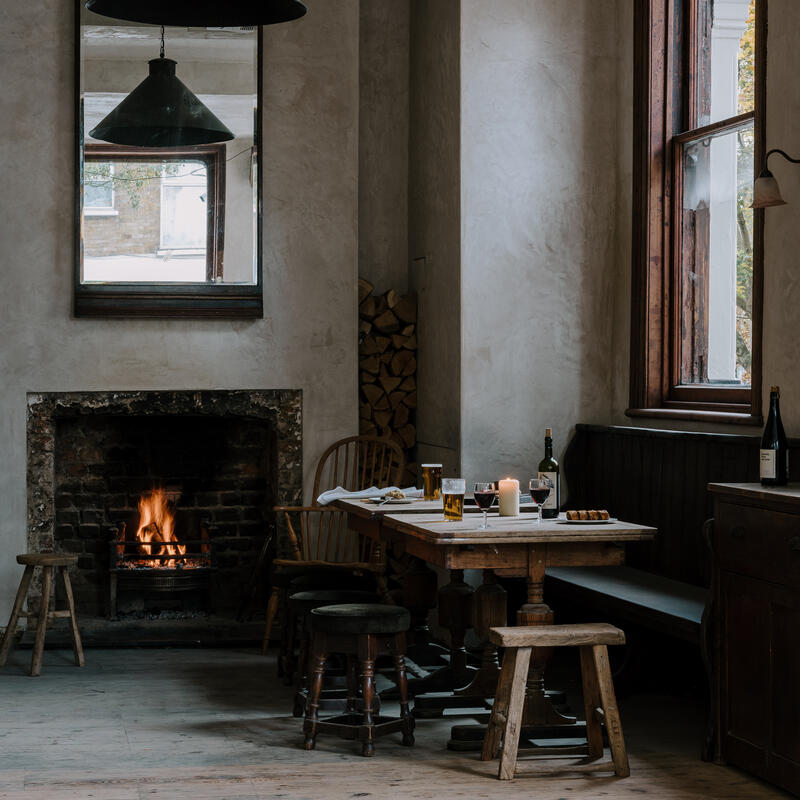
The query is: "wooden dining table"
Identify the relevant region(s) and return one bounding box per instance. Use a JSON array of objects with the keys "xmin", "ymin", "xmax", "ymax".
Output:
[{"xmin": 335, "ymin": 496, "xmax": 656, "ymax": 748}]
